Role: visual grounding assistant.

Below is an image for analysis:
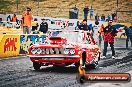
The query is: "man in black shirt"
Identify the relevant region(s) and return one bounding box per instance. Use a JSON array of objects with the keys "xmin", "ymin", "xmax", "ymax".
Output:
[
  {"xmin": 112, "ymin": 13, "xmax": 116, "ymax": 21},
  {"xmin": 78, "ymin": 19, "xmax": 91, "ymax": 32},
  {"xmin": 101, "ymin": 14, "xmax": 105, "ymax": 21},
  {"xmin": 102, "ymin": 20, "xmax": 118, "ymax": 59},
  {"xmin": 83, "ymin": 6, "xmax": 89, "ymax": 20},
  {"xmin": 39, "ymin": 18, "xmax": 48, "ymax": 34}
]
